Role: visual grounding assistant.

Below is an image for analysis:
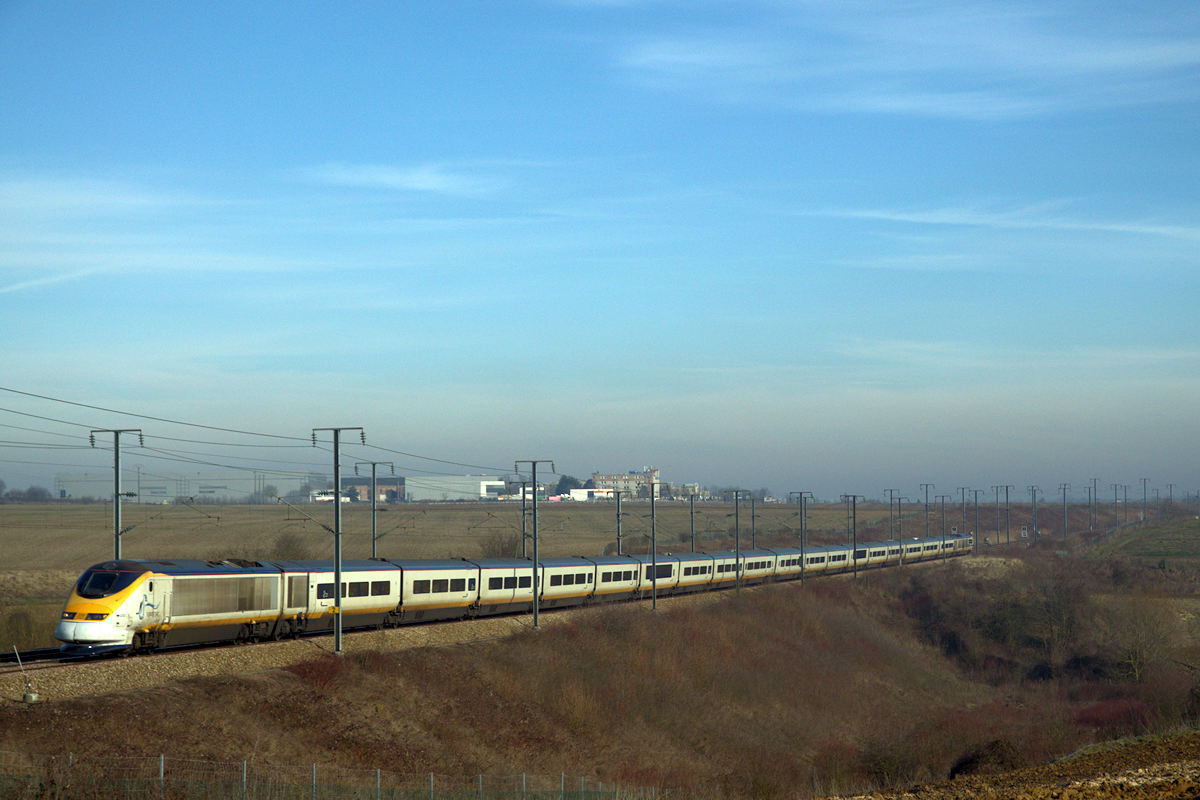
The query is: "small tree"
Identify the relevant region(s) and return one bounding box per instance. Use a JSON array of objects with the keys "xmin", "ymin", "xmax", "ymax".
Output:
[{"xmin": 555, "ymin": 475, "xmax": 582, "ymax": 495}]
